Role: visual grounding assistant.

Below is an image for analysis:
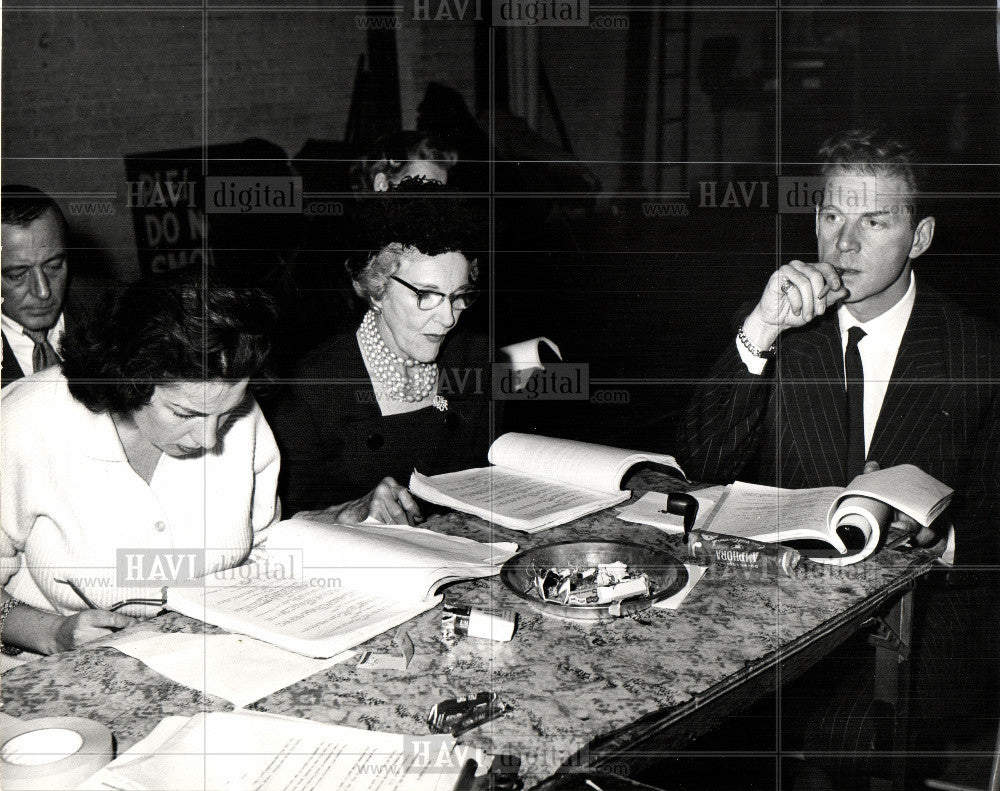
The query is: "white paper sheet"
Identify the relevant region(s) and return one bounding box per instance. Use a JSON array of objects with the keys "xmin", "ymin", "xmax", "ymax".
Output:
[
  {"xmin": 616, "ymin": 486, "xmax": 725, "ymax": 533},
  {"xmin": 97, "ymin": 630, "xmax": 352, "ymax": 706},
  {"xmin": 82, "ymin": 710, "xmax": 481, "ymax": 791},
  {"xmin": 79, "ymin": 716, "xmax": 191, "ymax": 790},
  {"xmin": 652, "ymin": 564, "xmax": 707, "ymax": 610}
]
